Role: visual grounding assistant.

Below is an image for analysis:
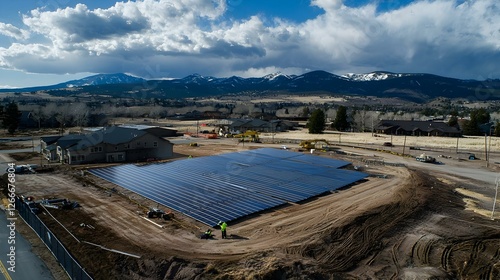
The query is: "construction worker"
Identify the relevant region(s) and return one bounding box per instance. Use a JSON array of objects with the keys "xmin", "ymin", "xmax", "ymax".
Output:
[
  {"xmin": 201, "ymin": 229, "xmax": 213, "ymax": 239},
  {"xmin": 218, "ymin": 221, "xmax": 227, "ymax": 239}
]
